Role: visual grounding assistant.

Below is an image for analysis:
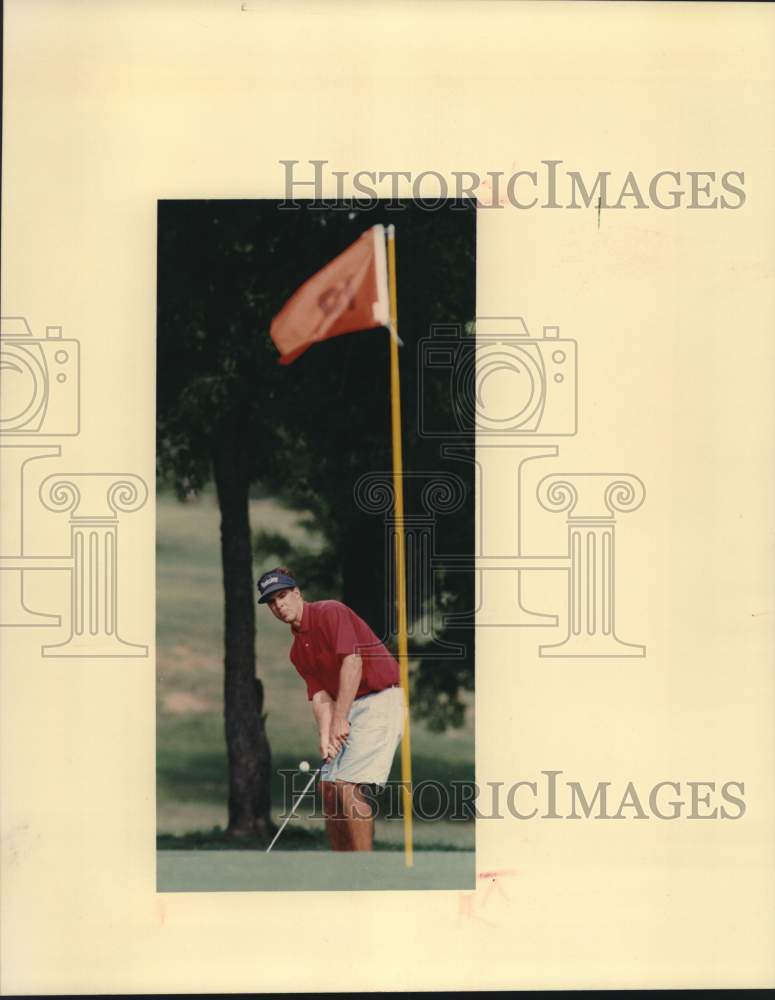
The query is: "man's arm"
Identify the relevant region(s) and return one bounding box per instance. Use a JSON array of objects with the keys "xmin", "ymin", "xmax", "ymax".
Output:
[
  {"xmin": 329, "ymin": 653, "xmax": 362, "ymax": 749},
  {"xmin": 311, "ymin": 690, "xmax": 335, "ymax": 761}
]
